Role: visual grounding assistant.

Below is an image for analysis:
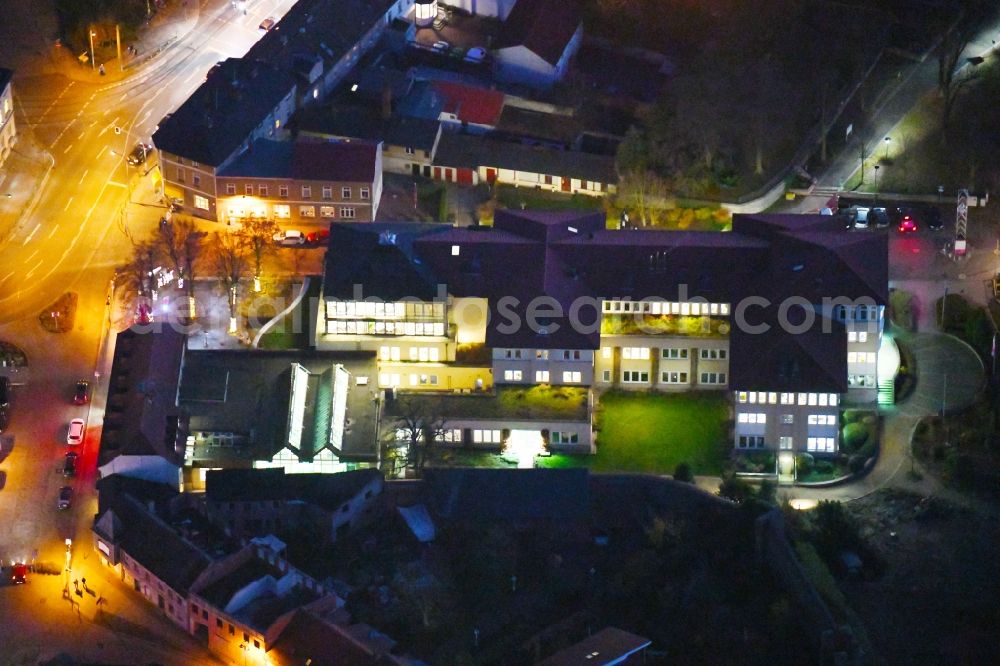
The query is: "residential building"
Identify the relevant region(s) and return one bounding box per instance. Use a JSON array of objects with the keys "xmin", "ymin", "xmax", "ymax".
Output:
[
  {"xmin": 316, "ymin": 209, "xmax": 887, "ymax": 459},
  {"xmin": 204, "ymin": 468, "xmax": 384, "ymax": 542},
  {"xmin": 0, "ymin": 68, "xmax": 15, "ymax": 168},
  {"xmin": 187, "ymin": 537, "xmax": 341, "ymax": 665},
  {"xmin": 92, "ymin": 476, "xmax": 215, "ymax": 631},
  {"xmin": 216, "ymin": 138, "xmax": 383, "ymax": 224},
  {"xmin": 268, "ymin": 609, "xmax": 410, "ymax": 665},
  {"xmin": 294, "ymin": 103, "xmax": 442, "ymax": 177},
  {"xmin": 432, "ymin": 131, "xmax": 616, "ymax": 193},
  {"xmin": 396, "ymin": 80, "xmax": 506, "ymax": 134},
  {"xmin": 493, "ymin": 0, "xmax": 583, "ymax": 88},
  {"xmin": 153, "ymin": 0, "xmax": 414, "ymax": 219}
]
